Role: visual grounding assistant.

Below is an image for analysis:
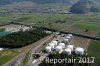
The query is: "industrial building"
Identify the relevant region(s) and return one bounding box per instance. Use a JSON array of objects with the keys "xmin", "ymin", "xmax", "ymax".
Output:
[
  {"xmin": 0, "ymin": 24, "xmax": 33, "ymax": 32},
  {"xmin": 5, "ymin": 25, "xmax": 32, "ymax": 32}
]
